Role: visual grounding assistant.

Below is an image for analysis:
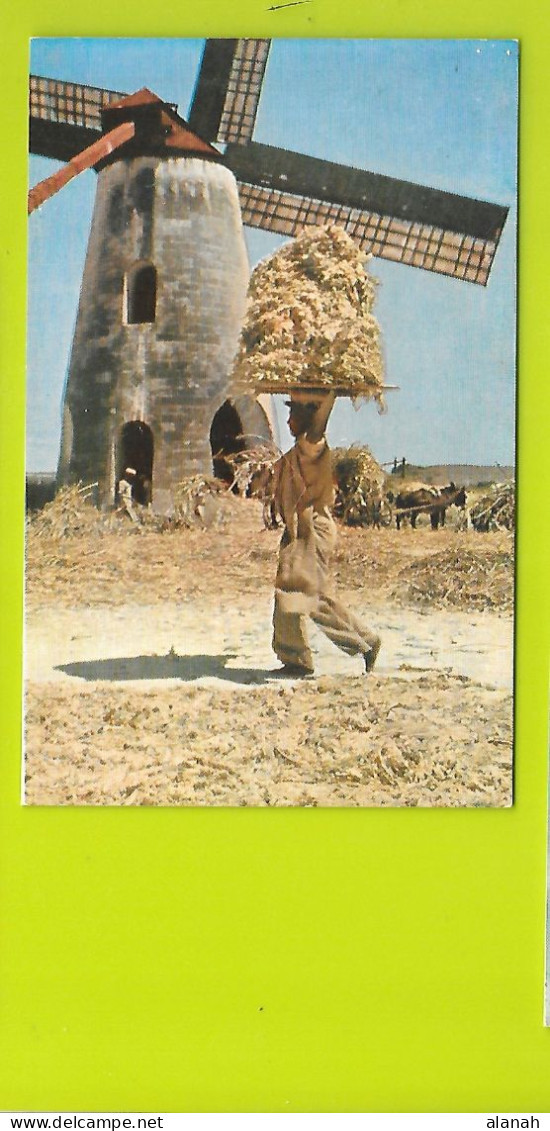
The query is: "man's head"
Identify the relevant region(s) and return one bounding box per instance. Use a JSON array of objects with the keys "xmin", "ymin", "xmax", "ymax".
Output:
[{"xmin": 285, "ymin": 399, "xmax": 320, "ymax": 438}]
